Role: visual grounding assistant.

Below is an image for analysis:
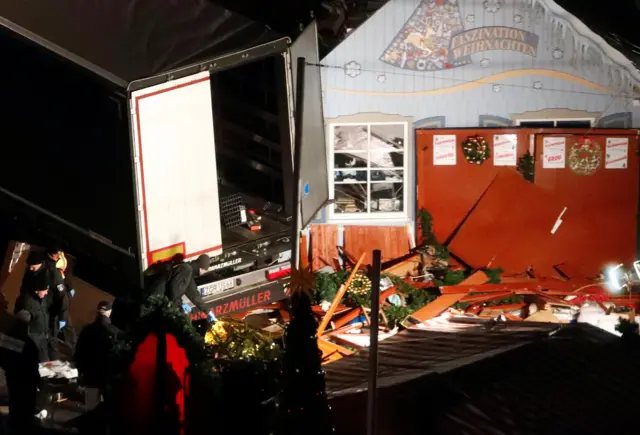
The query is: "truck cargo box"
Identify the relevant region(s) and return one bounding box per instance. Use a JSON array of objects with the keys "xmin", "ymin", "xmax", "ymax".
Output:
[{"xmin": 0, "ymin": 1, "xmax": 328, "ymax": 299}]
